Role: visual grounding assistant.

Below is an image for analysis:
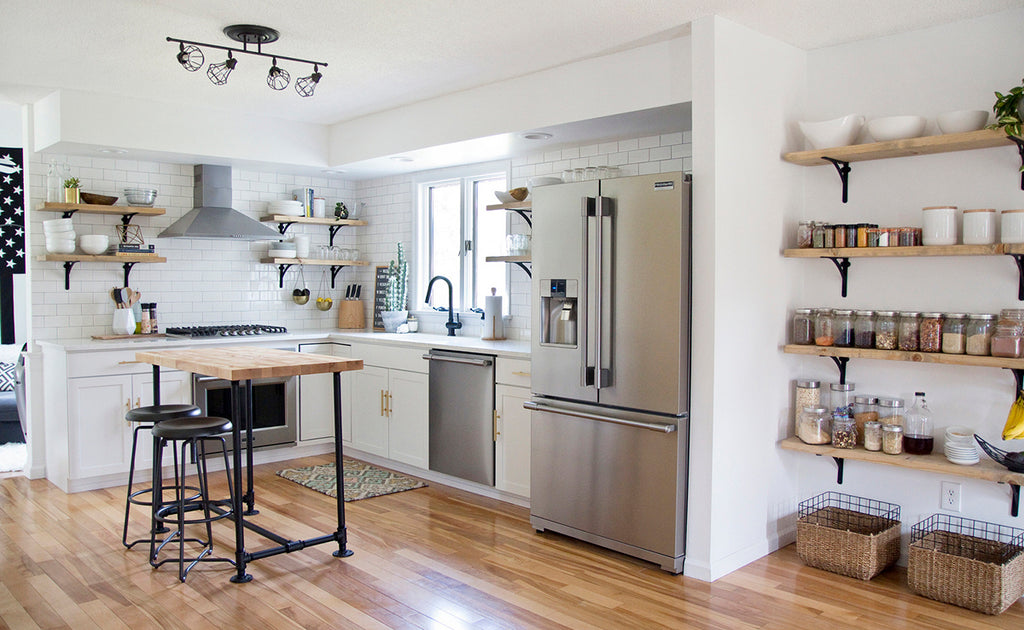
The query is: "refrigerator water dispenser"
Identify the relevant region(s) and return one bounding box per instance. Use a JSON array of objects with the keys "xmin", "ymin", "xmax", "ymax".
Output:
[{"xmin": 540, "ymin": 278, "xmax": 577, "ymax": 346}]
